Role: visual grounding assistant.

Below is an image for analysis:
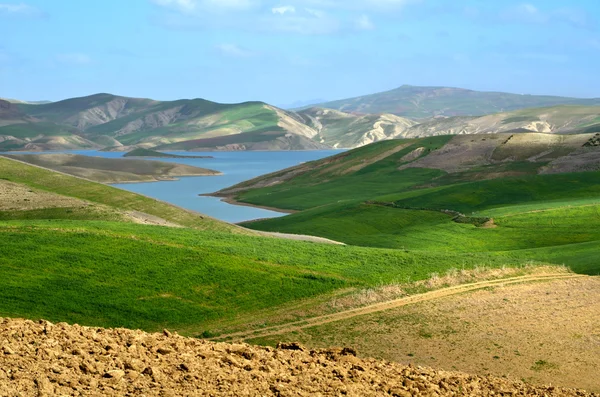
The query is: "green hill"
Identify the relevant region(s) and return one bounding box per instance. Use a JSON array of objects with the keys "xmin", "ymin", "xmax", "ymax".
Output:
[
  {"xmin": 212, "ymin": 134, "xmax": 600, "ymax": 276},
  {"xmin": 0, "ymin": 156, "xmax": 560, "ymax": 336},
  {"xmin": 0, "ymin": 156, "xmax": 236, "ymax": 232},
  {"xmin": 313, "ymin": 85, "xmax": 600, "ymax": 119}
]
